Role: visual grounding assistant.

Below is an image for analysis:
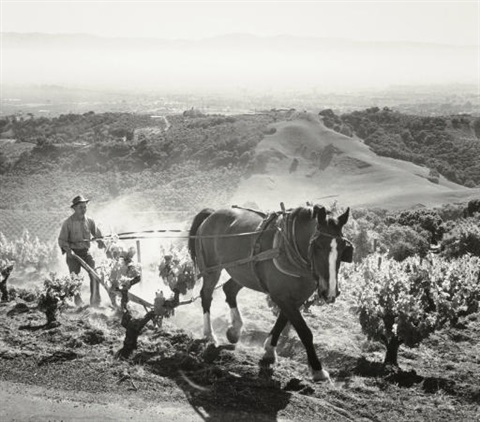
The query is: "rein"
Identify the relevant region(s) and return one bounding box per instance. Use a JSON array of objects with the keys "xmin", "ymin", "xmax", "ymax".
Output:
[{"xmin": 85, "ymin": 229, "xmax": 277, "ymax": 242}]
